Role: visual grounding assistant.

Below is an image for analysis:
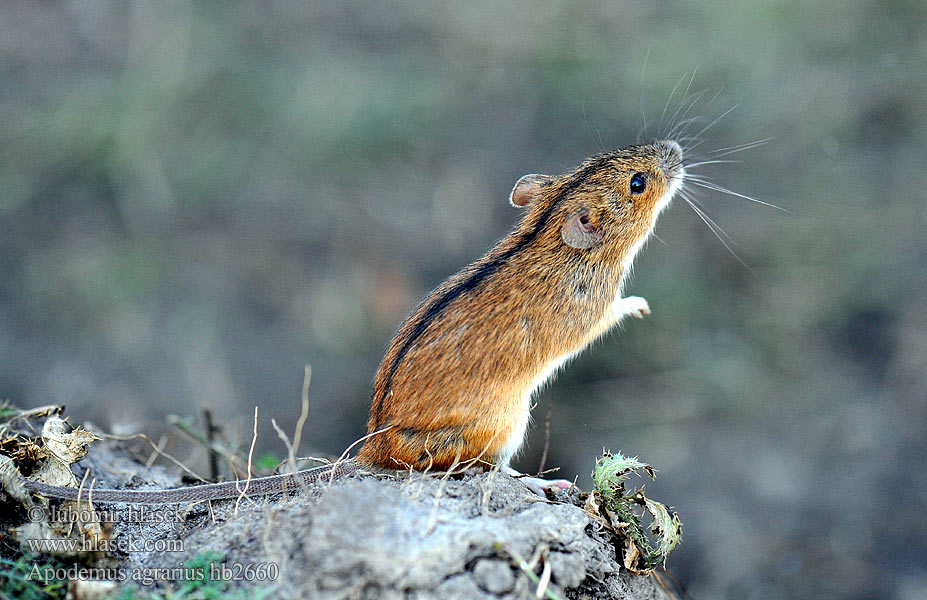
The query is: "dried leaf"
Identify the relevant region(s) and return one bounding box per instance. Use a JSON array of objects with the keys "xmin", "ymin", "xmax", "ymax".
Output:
[
  {"xmin": 623, "ymin": 540, "xmax": 640, "ymax": 571},
  {"xmin": 42, "ymin": 417, "xmax": 99, "ymax": 463}
]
